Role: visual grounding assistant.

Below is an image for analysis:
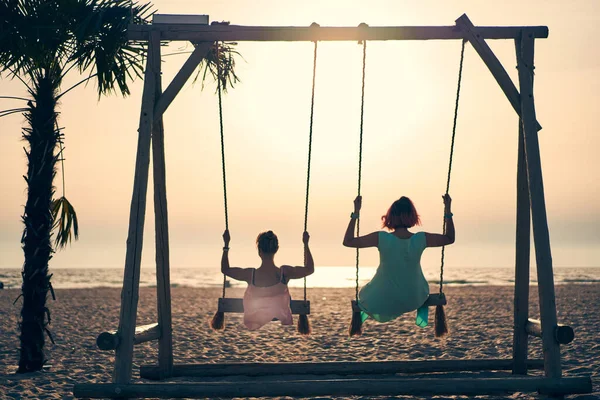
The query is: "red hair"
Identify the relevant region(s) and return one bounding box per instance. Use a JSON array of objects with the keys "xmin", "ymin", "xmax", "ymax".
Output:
[{"xmin": 381, "ymin": 197, "xmax": 421, "ymax": 230}]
